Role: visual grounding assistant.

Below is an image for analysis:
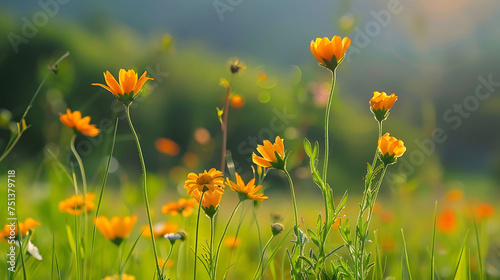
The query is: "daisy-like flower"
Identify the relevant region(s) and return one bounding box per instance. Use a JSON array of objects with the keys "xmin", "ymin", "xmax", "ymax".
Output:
[
  {"xmin": 226, "ymin": 172, "xmax": 268, "ymax": 202},
  {"xmin": 369, "ymin": 92, "xmax": 398, "ymax": 122},
  {"xmin": 191, "ymin": 189, "xmax": 223, "ymax": 218},
  {"xmin": 252, "ymin": 136, "xmax": 286, "ymax": 170},
  {"xmin": 94, "ymin": 215, "xmax": 137, "ymax": 246},
  {"xmin": 1, "ymin": 218, "xmax": 40, "ymax": 242},
  {"xmin": 161, "ymin": 198, "xmax": 197, "ymax": 217},
  {"xmin": 59, "ymin": 193, "xmax": 95, "ymax": 215},
  {"xmin": 92, "ymin": 69, "xmax": 153, "ymax": 105},
  {"xmin": 184, "ymin": 168, "xmax": 224, "ymax": 196},
  {"xmin": 377, "ymin": 133, "xmax": 406, "ymax": 165},
  {"xmin": 310, "ymin": 36, "xmax": 351, "ymax": 71},
  {"xmin": 141, "ymin": 222, "xmax": 178, "ymax": 238},
  {"xmin": 59, "ymin": 109, "xmax": 100, "ymax": 137}
]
